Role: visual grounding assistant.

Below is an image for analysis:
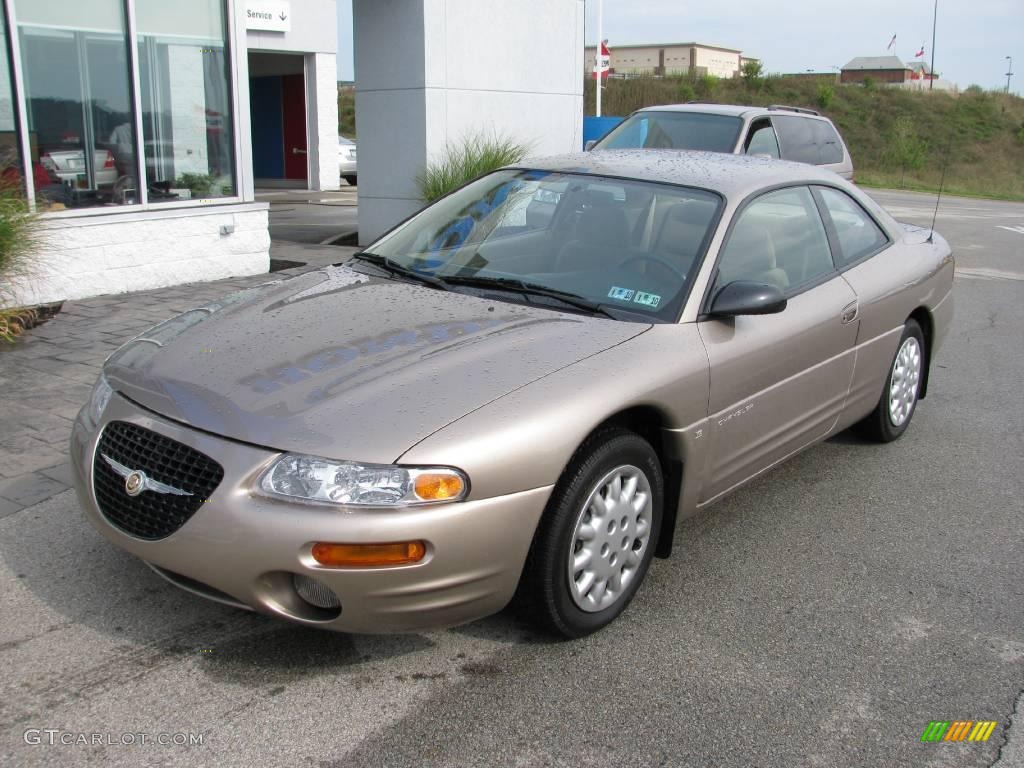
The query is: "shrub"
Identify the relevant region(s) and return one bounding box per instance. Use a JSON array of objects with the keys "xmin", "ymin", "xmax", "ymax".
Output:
[
  {"xmin": 0, "ymin": 181, "xmax": 39, "ymax": 342},
  {"xmin": 696, "ymin": 73, "xmax": 718, "ymax": 99},
  {"xmin": 175, "ymin": 172, "xmax": 216, "ymax": 197},
  {"xmin": 676, "ymin": 81, "xmax": 696, "ymax": 103},
  {"xmin": 862, "ymin": 76, "xmax": 875, "ymax": 90},
  {"xmin": 817, "ymin": 84, "xmax": 835, "ymax": 109},
  {"xmin": 416, "ymin": 133, "xmax": 529, "ymax": 203},
  {"xmin": 884, "ymin": 116, "xmax": 928, "ymax": 186}
]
